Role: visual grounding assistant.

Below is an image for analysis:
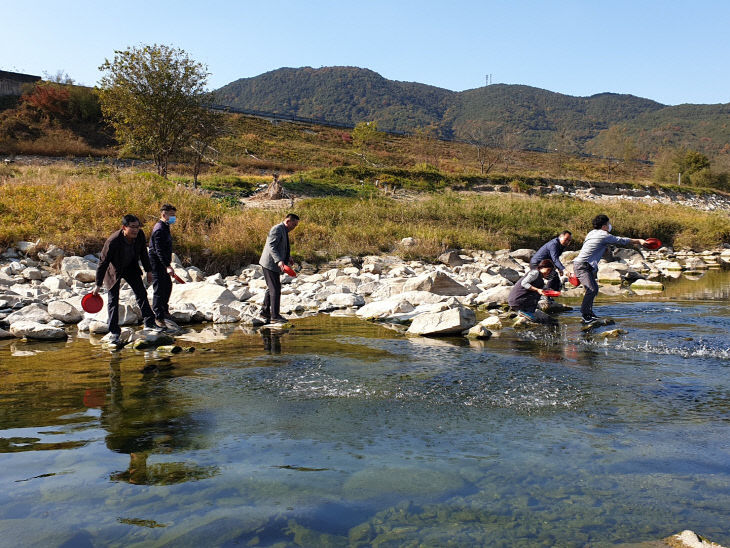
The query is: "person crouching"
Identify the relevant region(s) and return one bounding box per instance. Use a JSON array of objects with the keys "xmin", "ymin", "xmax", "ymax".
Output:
[{"xmin": 508, "ymin": 259, "xmax": 555, "ymax": 322}]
